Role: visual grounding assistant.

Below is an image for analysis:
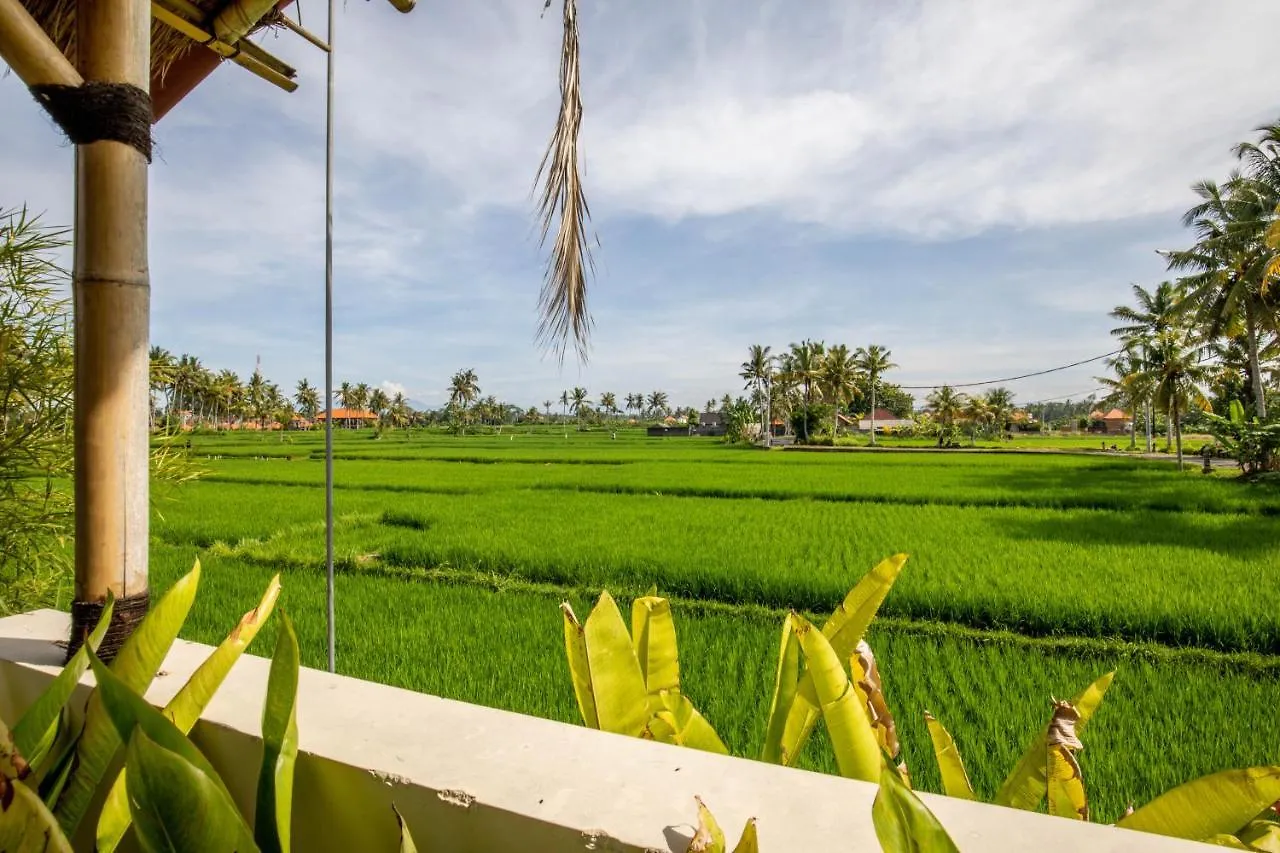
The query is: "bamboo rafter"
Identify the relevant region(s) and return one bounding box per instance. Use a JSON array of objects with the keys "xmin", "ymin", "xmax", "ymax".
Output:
[{"xmin": 151, "ymin": 0, "xmax": 297, "ymax": 92}]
